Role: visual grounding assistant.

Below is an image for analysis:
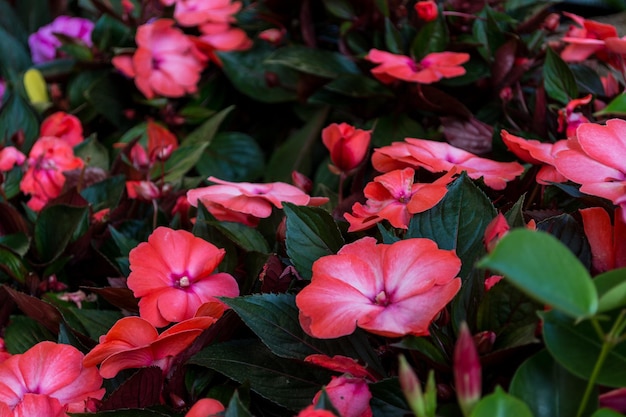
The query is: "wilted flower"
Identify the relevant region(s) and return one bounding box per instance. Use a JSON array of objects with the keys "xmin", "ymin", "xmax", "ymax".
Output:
[{"xmin": 321, "ymin": 123, "xmax": 371, "ymax": 173}]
